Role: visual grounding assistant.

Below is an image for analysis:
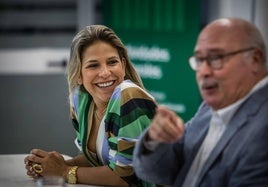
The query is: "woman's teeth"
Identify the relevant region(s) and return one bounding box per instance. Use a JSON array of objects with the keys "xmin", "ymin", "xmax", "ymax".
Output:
[{"xmin": 97, "ymin": 81, "xmax": 114, "ymax": 88}]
